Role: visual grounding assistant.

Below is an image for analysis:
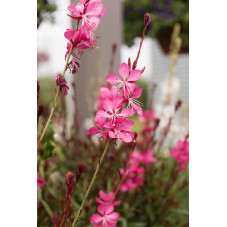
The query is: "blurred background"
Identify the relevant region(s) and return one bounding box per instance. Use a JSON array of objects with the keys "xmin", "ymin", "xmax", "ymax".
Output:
[{"xmin": 37, "ymin": 0, "xmax": 189, "ymax": 142}]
